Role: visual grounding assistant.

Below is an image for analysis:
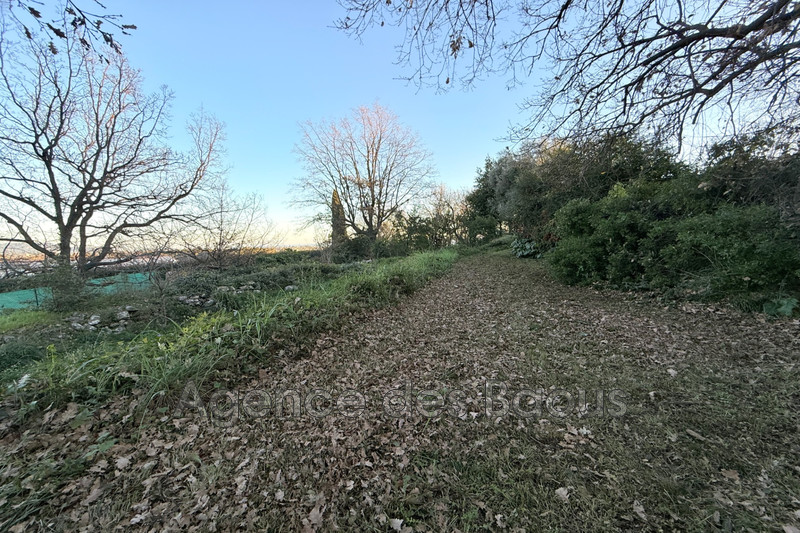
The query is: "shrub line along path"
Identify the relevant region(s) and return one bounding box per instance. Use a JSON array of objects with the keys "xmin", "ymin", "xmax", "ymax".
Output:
[{"xmin": 2, "ymin": 252, "xmax": 799, "ymax": 531}]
